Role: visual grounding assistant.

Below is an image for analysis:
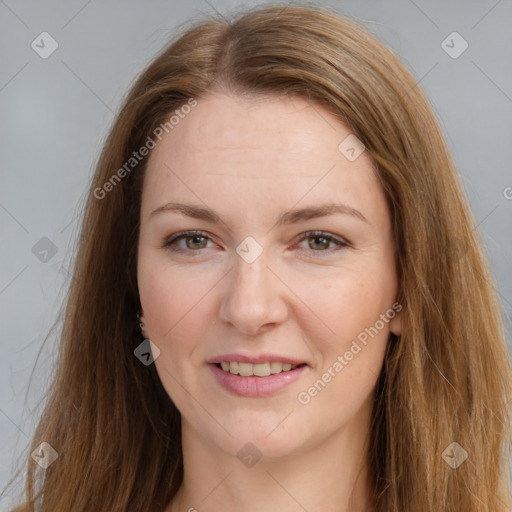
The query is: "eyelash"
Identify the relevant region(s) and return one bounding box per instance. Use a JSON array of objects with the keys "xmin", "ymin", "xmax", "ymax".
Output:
[{"xmin": 161, "ymin": 230, "xmax": 350, "ymax": 257}]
